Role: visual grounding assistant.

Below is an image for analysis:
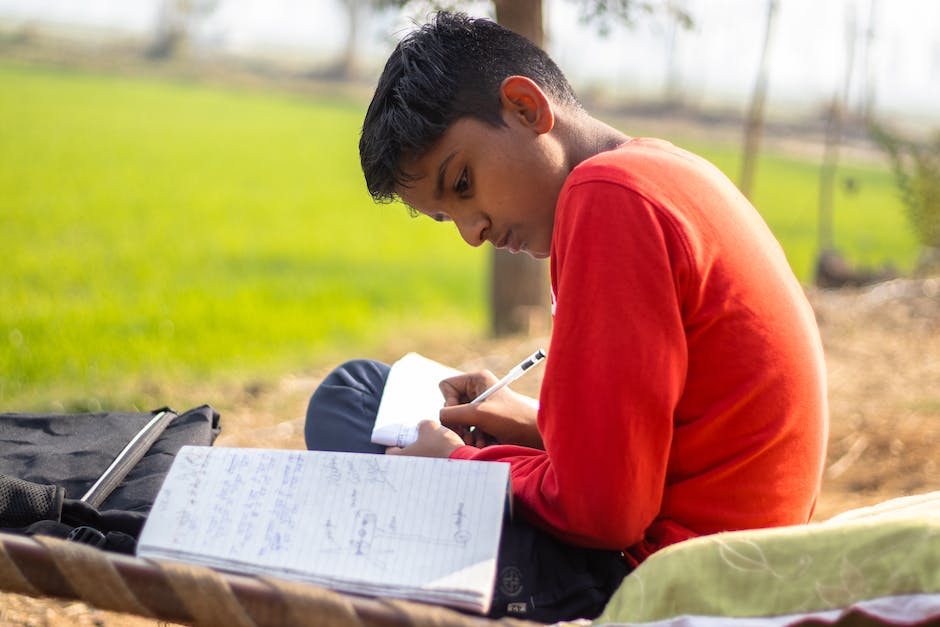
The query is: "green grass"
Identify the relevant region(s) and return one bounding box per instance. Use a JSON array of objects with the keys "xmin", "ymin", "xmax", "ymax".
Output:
[
  {"xmin": 692, "ymin": 143, "xmax": 919, "ymax": 280},
  {"xmin": 0, "ymin": 62, "xmax": 485, "ymax": 410},
  {"xmin": 0, "ymin": 61, "xmax": 920, "ymax": 411}
]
